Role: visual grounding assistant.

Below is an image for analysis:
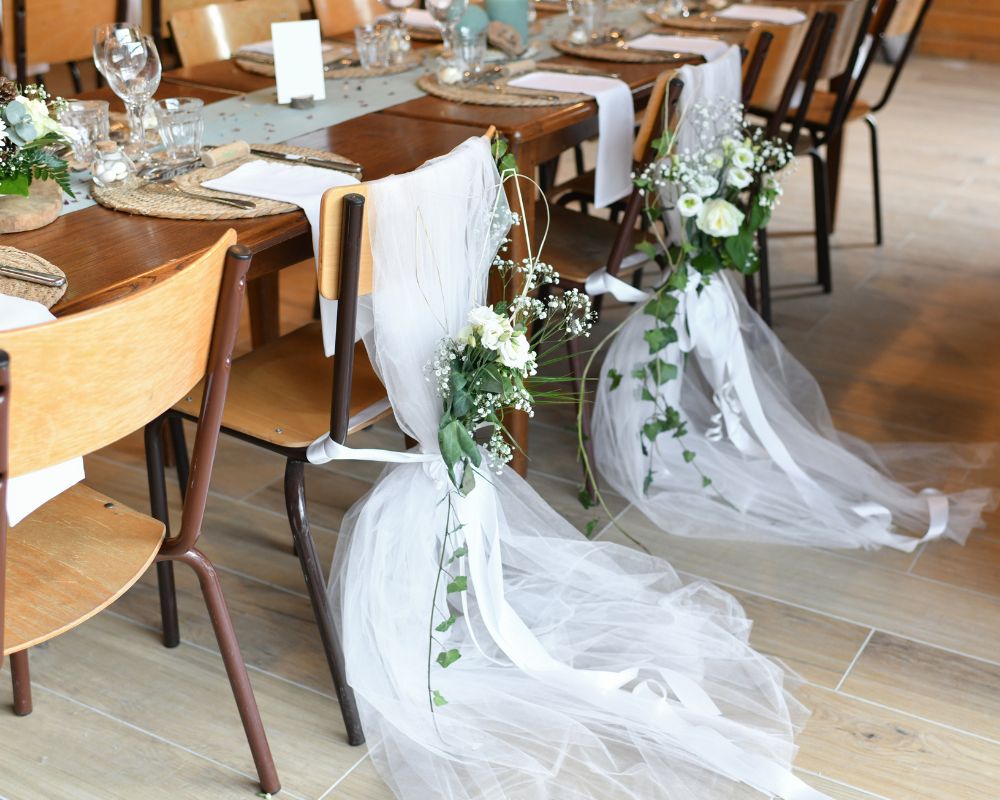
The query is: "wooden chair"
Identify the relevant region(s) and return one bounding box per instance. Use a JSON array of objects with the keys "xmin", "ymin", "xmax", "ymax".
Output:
[
  {"xmin": 152, "ymin": 0, "xmax": 314, "ymax": 52},
  {"xmin": 2, "ymin": 0, "xmax": 127, "ymax": 90},
  {"xmin": 311, "ymin": 0, "xmax": 385, "ymax": 37},
  {"xmin": 155, "ymin": 184, "xmax": 390, "ymax": 747},
  {"xmin": 167, "ymin": 0, "xmax": 300, "ymax": 66},
  {"xmin": 0, "ymin": 231, "xmax": 280, "ymax": 796}
]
